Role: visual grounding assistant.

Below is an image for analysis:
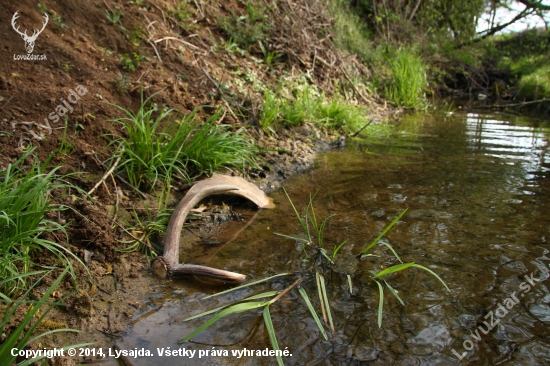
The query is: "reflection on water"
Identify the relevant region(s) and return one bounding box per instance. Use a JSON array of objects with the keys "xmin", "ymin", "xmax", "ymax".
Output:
[{"xmin": 118, "ymin": 112, "xmax": 550, "ymax": 365}]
